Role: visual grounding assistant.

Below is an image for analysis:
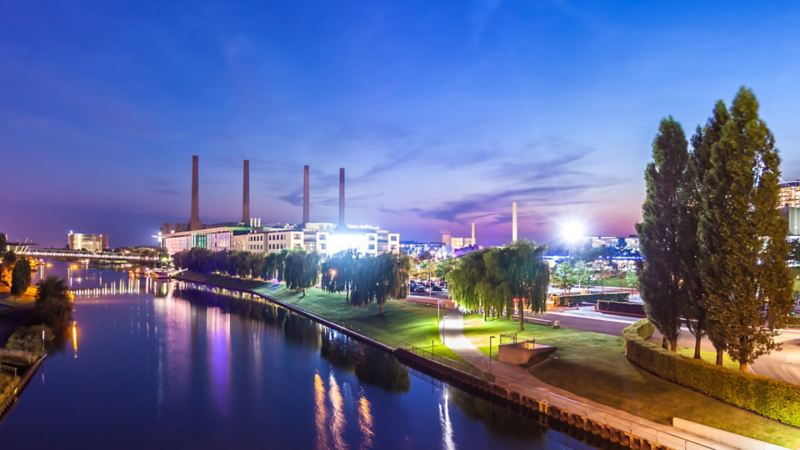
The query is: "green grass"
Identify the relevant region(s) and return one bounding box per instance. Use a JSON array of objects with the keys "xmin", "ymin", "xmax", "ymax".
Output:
[
  {"xmin": 456, "ymin": 315, "xmax": 800, "ymax": 448},
  {"xmin": 190, "ymin": 274, "xmax": 800, "ymax": 448},
  {"xmin": 674, "ymin": 346, "xmax": 739, "ymax": 370},
  {"xmin": 253, "ymin": 284, "xmax": 460, "ymax": 361}
]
